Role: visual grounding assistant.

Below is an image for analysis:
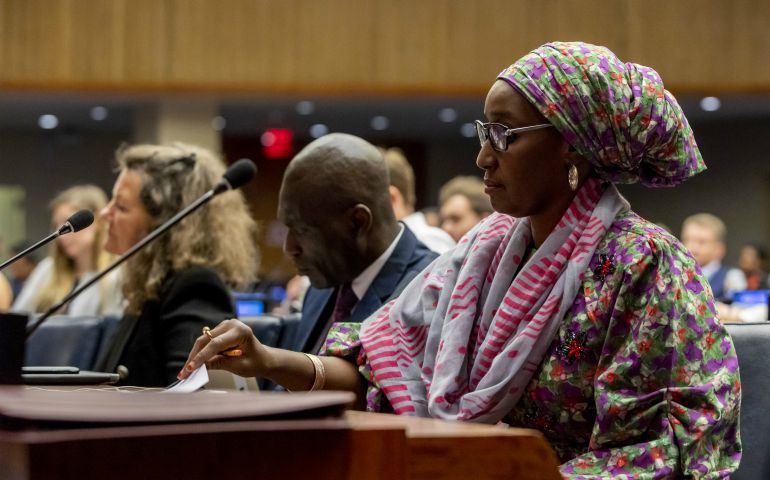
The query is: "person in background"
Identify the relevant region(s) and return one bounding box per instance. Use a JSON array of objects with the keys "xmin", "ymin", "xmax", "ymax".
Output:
[
  {"xmin": 680, "ymin": 213, "xmax": 746, "ymax": 301},
  {"xmin": 438, "ymin": 175, "xmax": 493, "ymax": 242},
  {"xmin": 0, "ymin": 271, "xmax": 11, "ymax": 311},
  {"xmin": 738, "ymin": 243, "xmax": 769, "ymax": 291},
  {"xmin": 12, "ymin": 185, "xmax": 123, "ymax": 317},
  {"xmin": 6, "ymin": 241, "xmax": 42, "ymax": 300},
  {"xmin": 182, "ymin": 41, "xmax": 740, "ymax": 478},
  {"xmin": 95, "ymin": 143, "xmax": 257, "ymax": 387},
  {"xmin": 420, "ymin": 206, "xmax": 441, "ymax": 228},
  {"xmin": 381, "ymin": 147, "xmax": 455, "ymax": 254}
]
